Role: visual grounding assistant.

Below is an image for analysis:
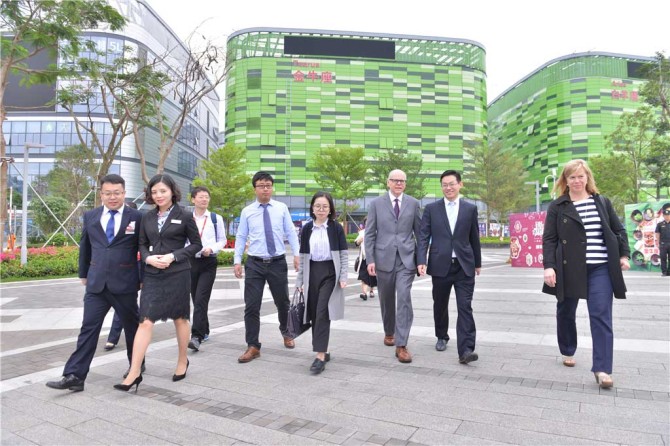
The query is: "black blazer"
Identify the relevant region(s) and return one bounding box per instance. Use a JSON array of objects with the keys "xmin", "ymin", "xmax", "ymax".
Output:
[
  {"xmin": 79, "ymin": 205, "xmax": 143, "ymax": 294},
  {"xmin": 417, "ymin": 198, "xmax": 482, "ymax": 277},
  {"xmin": 139, "ymin": 205, "xmax": 202, "ymax": 275}
]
